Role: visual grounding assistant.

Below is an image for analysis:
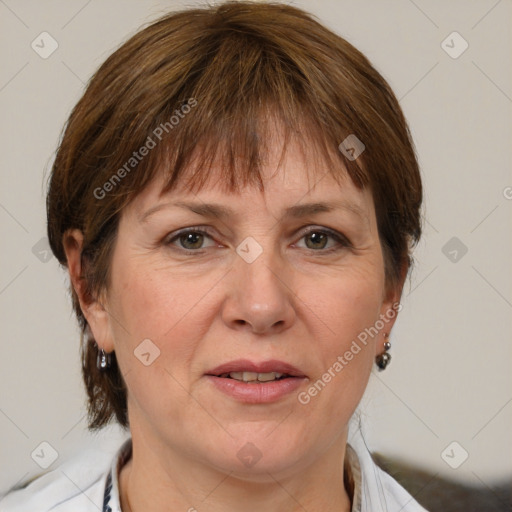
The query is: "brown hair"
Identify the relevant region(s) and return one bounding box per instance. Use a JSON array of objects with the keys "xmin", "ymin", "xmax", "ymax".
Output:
[{"xmin": 46, "ymin": 1, "xmax": 422, "ymax": 430}]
